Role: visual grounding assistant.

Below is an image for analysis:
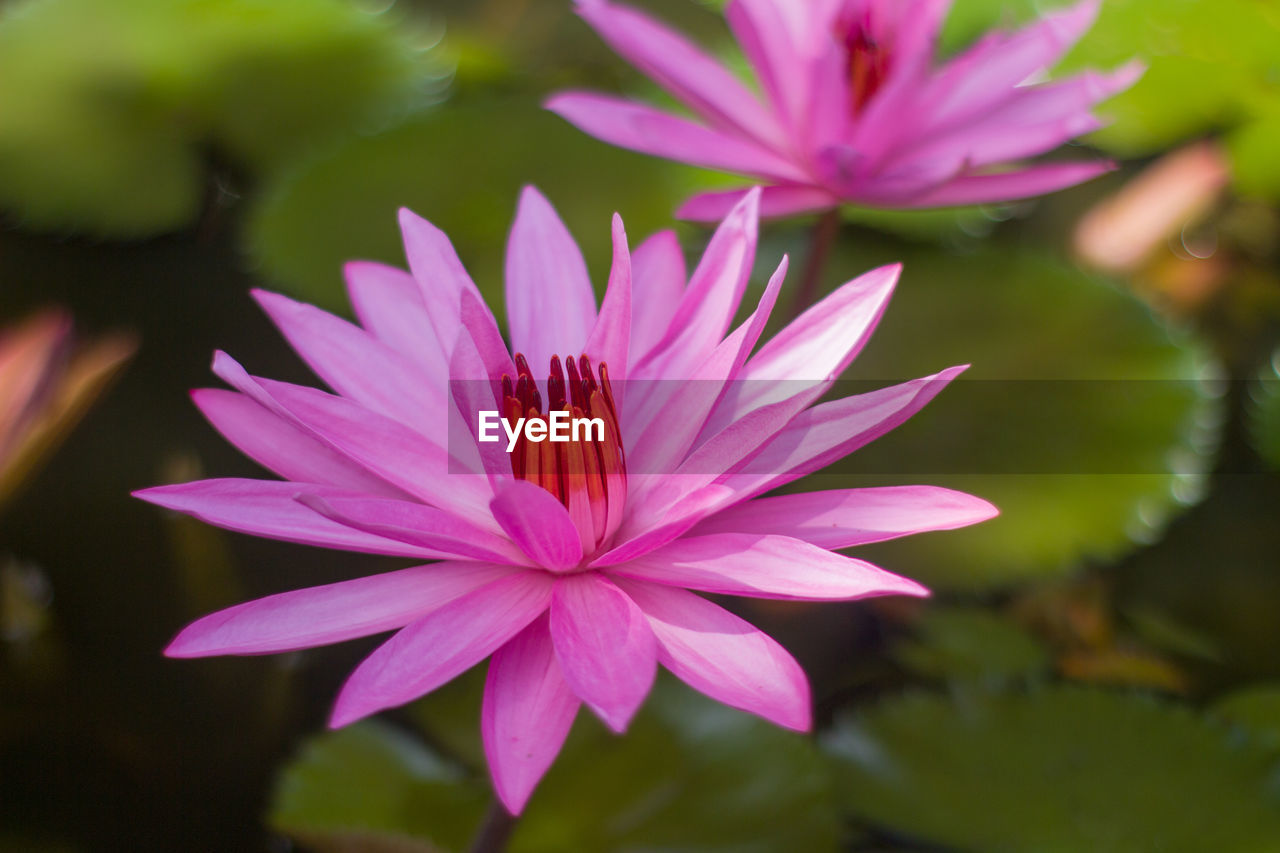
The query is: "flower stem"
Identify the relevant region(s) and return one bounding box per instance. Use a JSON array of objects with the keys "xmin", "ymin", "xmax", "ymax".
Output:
[
  {"xmin": 469, "ymin": 799, "xmax": 518, "ymax": 853},
  {"xmin": 789, "ymin": 207, "xmax": 842, "ymax": 321}
]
